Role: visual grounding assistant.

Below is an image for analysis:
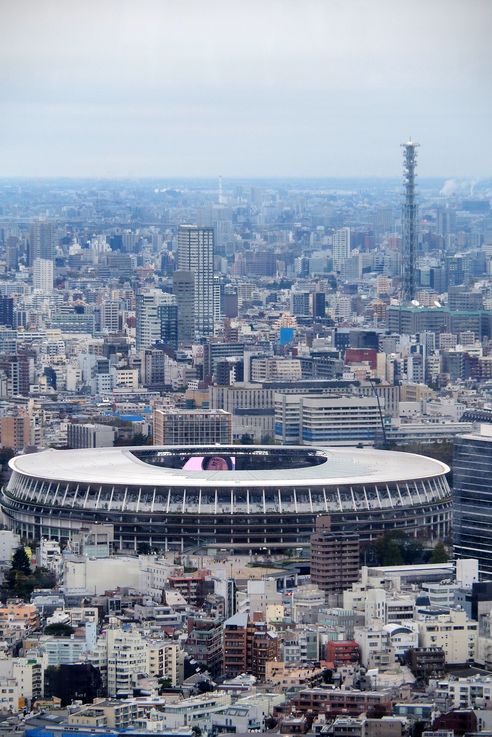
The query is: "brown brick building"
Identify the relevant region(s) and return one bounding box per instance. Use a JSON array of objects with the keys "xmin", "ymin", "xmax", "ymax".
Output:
[
  {"xmin": 223, "ymin": 612, "xmax": 279, "ymax": 681},
  {"xmin": 310, "ymin": 516, "xmax": 360, "ymax": 598},
  {"xmin": 275, "ymin": 687, "xmax": 392, "ymax": 719}
]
